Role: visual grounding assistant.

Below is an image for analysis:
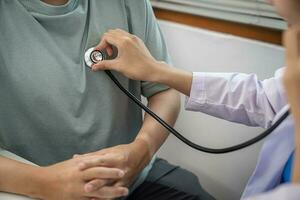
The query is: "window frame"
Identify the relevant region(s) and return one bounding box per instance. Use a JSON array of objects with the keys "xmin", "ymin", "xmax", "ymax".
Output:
[
  {"xmin": 153, "ymin": 7, "xmax": 283, "ymax": 45},
  {"xmin": 151, "ymin": 0, "xmax": 287, "ymax": 30}
]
